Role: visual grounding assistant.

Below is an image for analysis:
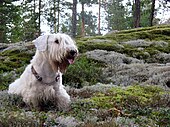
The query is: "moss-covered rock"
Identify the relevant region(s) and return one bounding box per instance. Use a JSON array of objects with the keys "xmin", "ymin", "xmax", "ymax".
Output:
[
  {"xmin": 70, "ymin": 85, "xmax": 170, "ymax": 126},
  {"xmin": 67, "ymin": 84, "xmax": 170, "ymax": 126},
  {"xmin": 0, "ymin": 46, "xmax": 34, "ymax": 89},
  {"xmin": 0, "ymin": 83, "xmax": 170, "ymax": 126},
  {"xmin": 77, "ymin": 25, "xmax": 170, "ymax": 63},
  {"xmin": 90, "ymin": 85, "xmax": 167, "ymax": 109}
]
